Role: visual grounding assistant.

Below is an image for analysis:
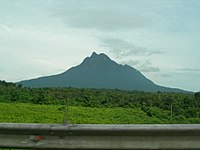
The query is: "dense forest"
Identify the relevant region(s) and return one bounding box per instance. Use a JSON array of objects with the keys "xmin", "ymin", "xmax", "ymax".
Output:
[{"xmin": 0, "ymin": 80, "xmax": 200, "ymax": 123}]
